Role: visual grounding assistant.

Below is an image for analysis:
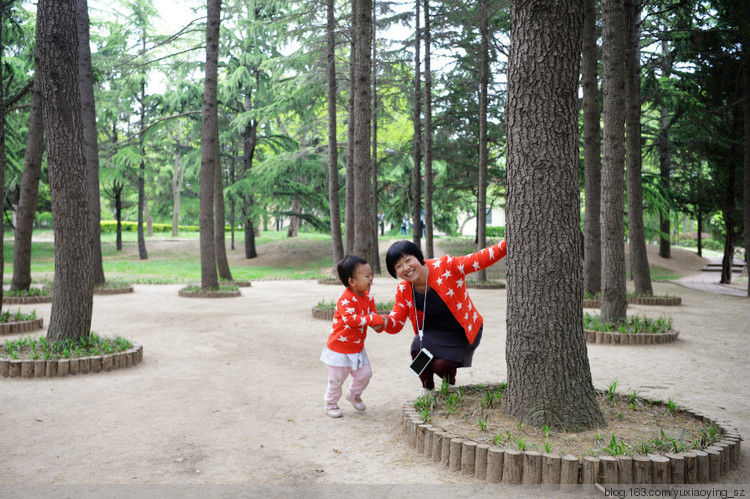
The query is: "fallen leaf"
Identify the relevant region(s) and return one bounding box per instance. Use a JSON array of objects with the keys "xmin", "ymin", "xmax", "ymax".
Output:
[
  {"xmin": 173, "ymin": 458, "xmax": 184, "ymax": 463},
  {"xmin": 332, "ymin": 448, "xmax": 341, "ymax": 454}
]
